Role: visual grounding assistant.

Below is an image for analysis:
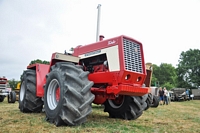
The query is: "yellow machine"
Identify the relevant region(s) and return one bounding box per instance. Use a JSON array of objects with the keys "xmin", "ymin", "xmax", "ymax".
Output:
[
  {"xmin": 144, "ymin": 62, "xmax": 153, "ymax": 88},
  {"xmin": 15, "ymin": 82, "xmax": 20, "ymax": 101}
]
